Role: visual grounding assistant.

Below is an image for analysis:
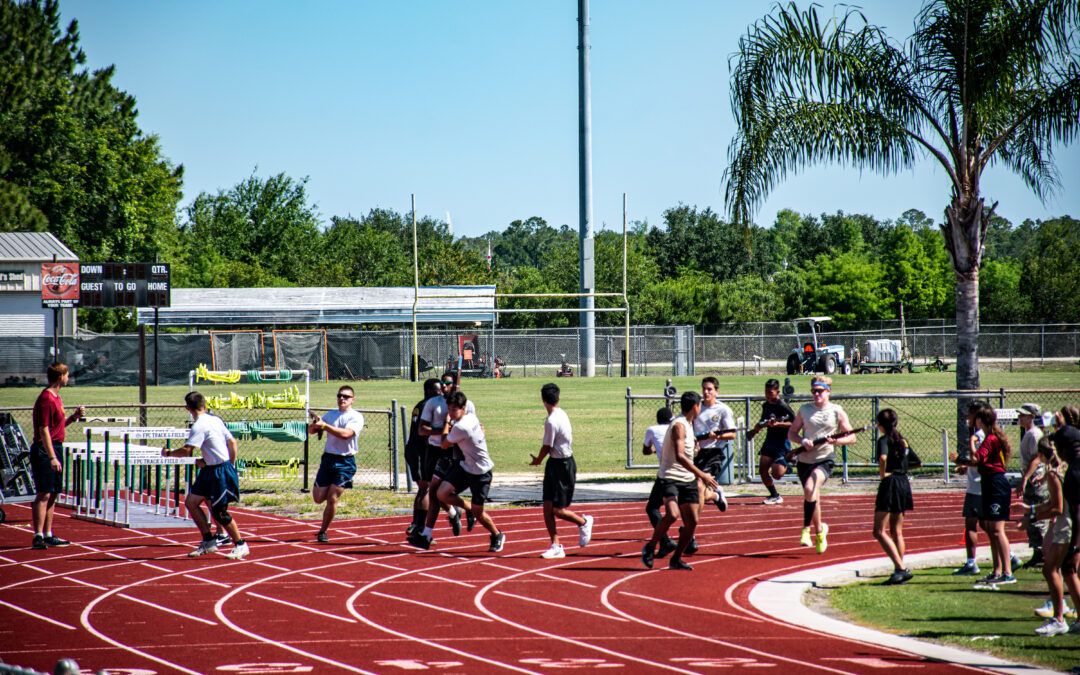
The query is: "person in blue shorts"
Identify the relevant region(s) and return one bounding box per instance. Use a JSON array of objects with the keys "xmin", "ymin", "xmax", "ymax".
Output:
[
  {"xmin": 308, "ymin": 385, "xmax": 365, "ymax": 543},
  {"xmin": 162, "ymin": 391, "xmax": 248, "ymax": 560},
  {"xmin": 746, "ymin": 379, "xmax": 794, "ymax": 505}
]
